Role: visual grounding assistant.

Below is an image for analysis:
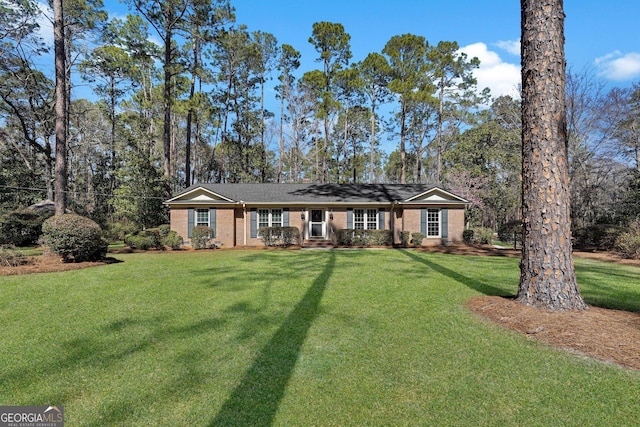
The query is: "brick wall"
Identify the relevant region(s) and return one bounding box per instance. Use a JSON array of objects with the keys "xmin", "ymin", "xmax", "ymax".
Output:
[
  {"xmin": 170, "ymin": 207, "xmax": 237, "ymax": 248},
  {"xmin": 401, "ymin": 207, "xmax": 465, "ymax": 246},
  {"xmin": 171, "ymin": 205, "xmax": 465, "ymax": 247},
  {"xmin": 170, "ymin": 208, "xmax": 189, "ymax": 244}
]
